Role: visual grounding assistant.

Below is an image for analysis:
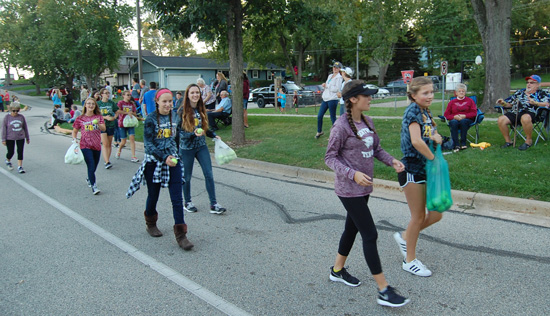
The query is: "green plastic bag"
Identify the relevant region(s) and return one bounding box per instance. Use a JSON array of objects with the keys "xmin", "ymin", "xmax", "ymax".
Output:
[{"xmin": 426, "ymin": 143, "xmax": 453, "ymax": 212}]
